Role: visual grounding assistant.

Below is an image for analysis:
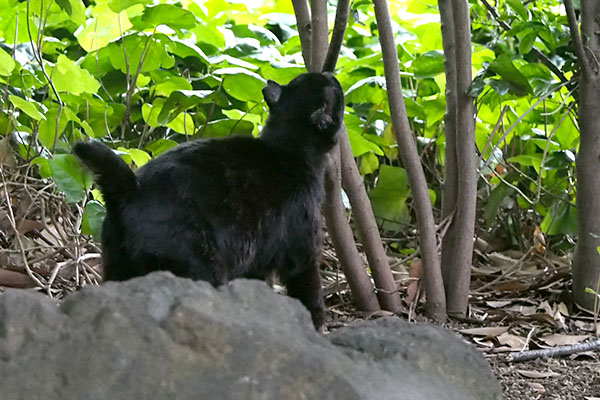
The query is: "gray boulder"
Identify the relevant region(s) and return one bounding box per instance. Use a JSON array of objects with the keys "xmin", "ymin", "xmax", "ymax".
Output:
[{"xmin": 0, "ymin": 272, "xmax": 502, "ymax": 400}]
